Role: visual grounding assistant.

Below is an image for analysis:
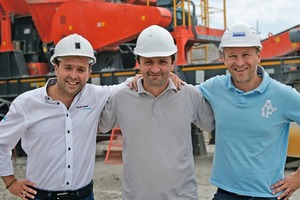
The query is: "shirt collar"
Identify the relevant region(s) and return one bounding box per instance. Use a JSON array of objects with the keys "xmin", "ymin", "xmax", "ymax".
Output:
[
  {"xmin": 43, "ymin": 78, "xmax": 85, "ymax": 102},
  {"xmin": 42, "ymin": 78, "xmax": 56, "ymax": 101},
  {"xmin": 226, "ymin": 66, "xmax": 270, "ymax": 94}
]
